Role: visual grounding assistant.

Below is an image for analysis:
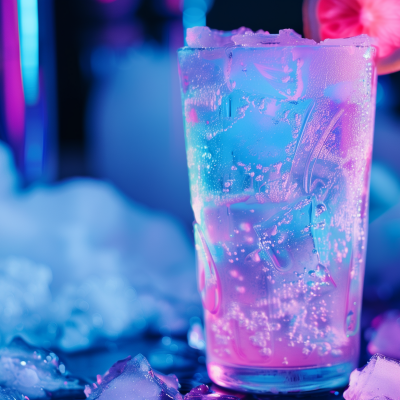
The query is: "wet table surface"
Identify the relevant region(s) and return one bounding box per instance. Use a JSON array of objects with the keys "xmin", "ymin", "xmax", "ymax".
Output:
[{"xmin": 55, "ymin": 335, "xmax": 349, "ymax": 400}]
